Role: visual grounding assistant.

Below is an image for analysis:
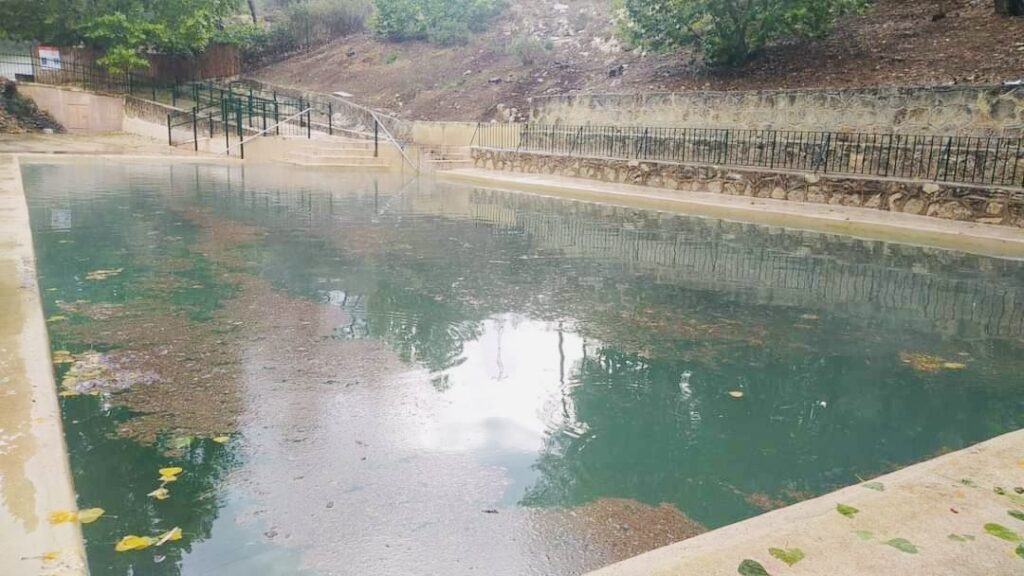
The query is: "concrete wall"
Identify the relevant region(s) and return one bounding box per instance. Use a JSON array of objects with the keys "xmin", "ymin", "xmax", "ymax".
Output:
[
  {"xmin": 411, "ymin": 122, "xmax": 479, "ymax": 147},
  {"xmin": 530, "ymin": 86, "xmax": 1024, "ymax": 137},
  {"xmin": 18, "ymin": 84, "xmax": 123, "ymax": 132},
  {"xmin": 472, "ymin": 149, "xmax": 1024, "ymax": 228}
]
